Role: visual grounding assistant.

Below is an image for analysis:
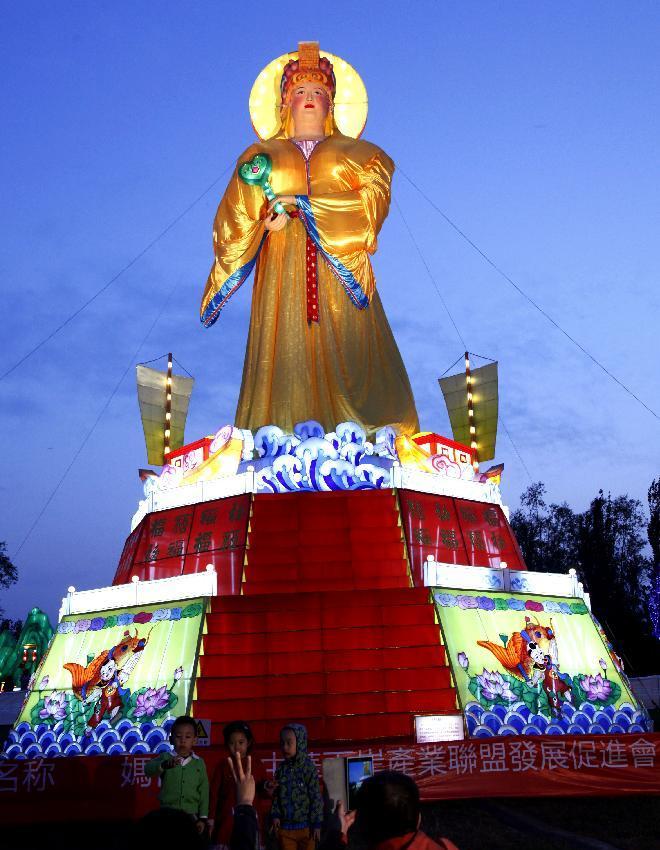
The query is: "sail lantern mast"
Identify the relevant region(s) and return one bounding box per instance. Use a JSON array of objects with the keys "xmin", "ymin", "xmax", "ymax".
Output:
[
  {"xmin": 464, "ymin": 351, "xmax": 479, "ymax": 472},
  {"xmin": 163, "ymin": 352, "xmax": 173, "ymax": 462}
]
